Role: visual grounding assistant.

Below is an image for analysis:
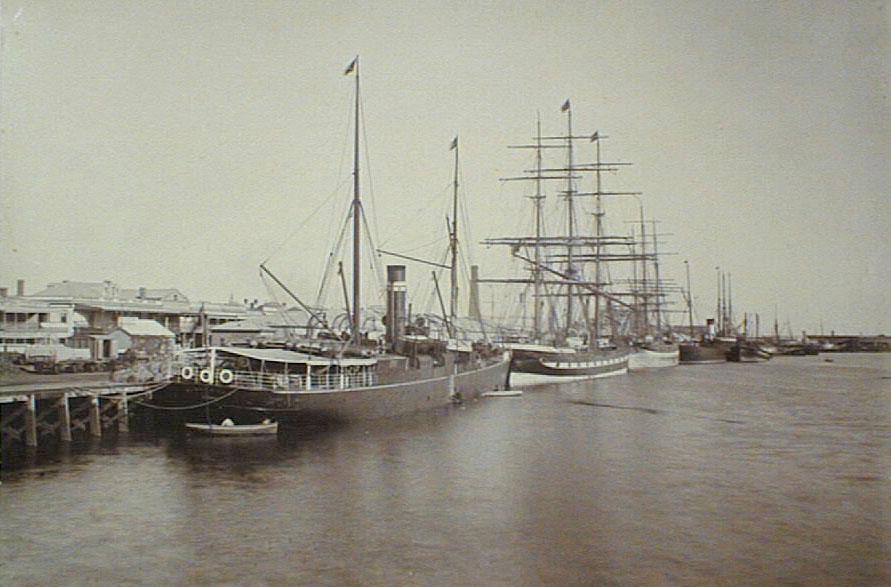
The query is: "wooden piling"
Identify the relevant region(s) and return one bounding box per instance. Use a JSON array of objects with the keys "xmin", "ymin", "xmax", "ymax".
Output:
[
  {"xmin": 24, "ymin": 395, "xmax": 38, "ymax": 447},
  {"xmin": 117, "ymin": 394, "xmax": 129, "ymax": 433},
  {"xmin": 89, "ymin": 395, "xmax": 101, "ymax": 438},
  {"xmin": 58, "ymin": 393, "xmax": 72, "ymax": 442}
]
